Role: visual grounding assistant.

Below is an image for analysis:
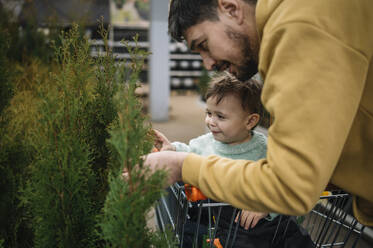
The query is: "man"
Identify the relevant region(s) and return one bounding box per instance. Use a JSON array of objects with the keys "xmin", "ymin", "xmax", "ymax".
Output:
[{"xmin": 145, "ymin": 0, "xmax": 373, "ymax": 226}]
